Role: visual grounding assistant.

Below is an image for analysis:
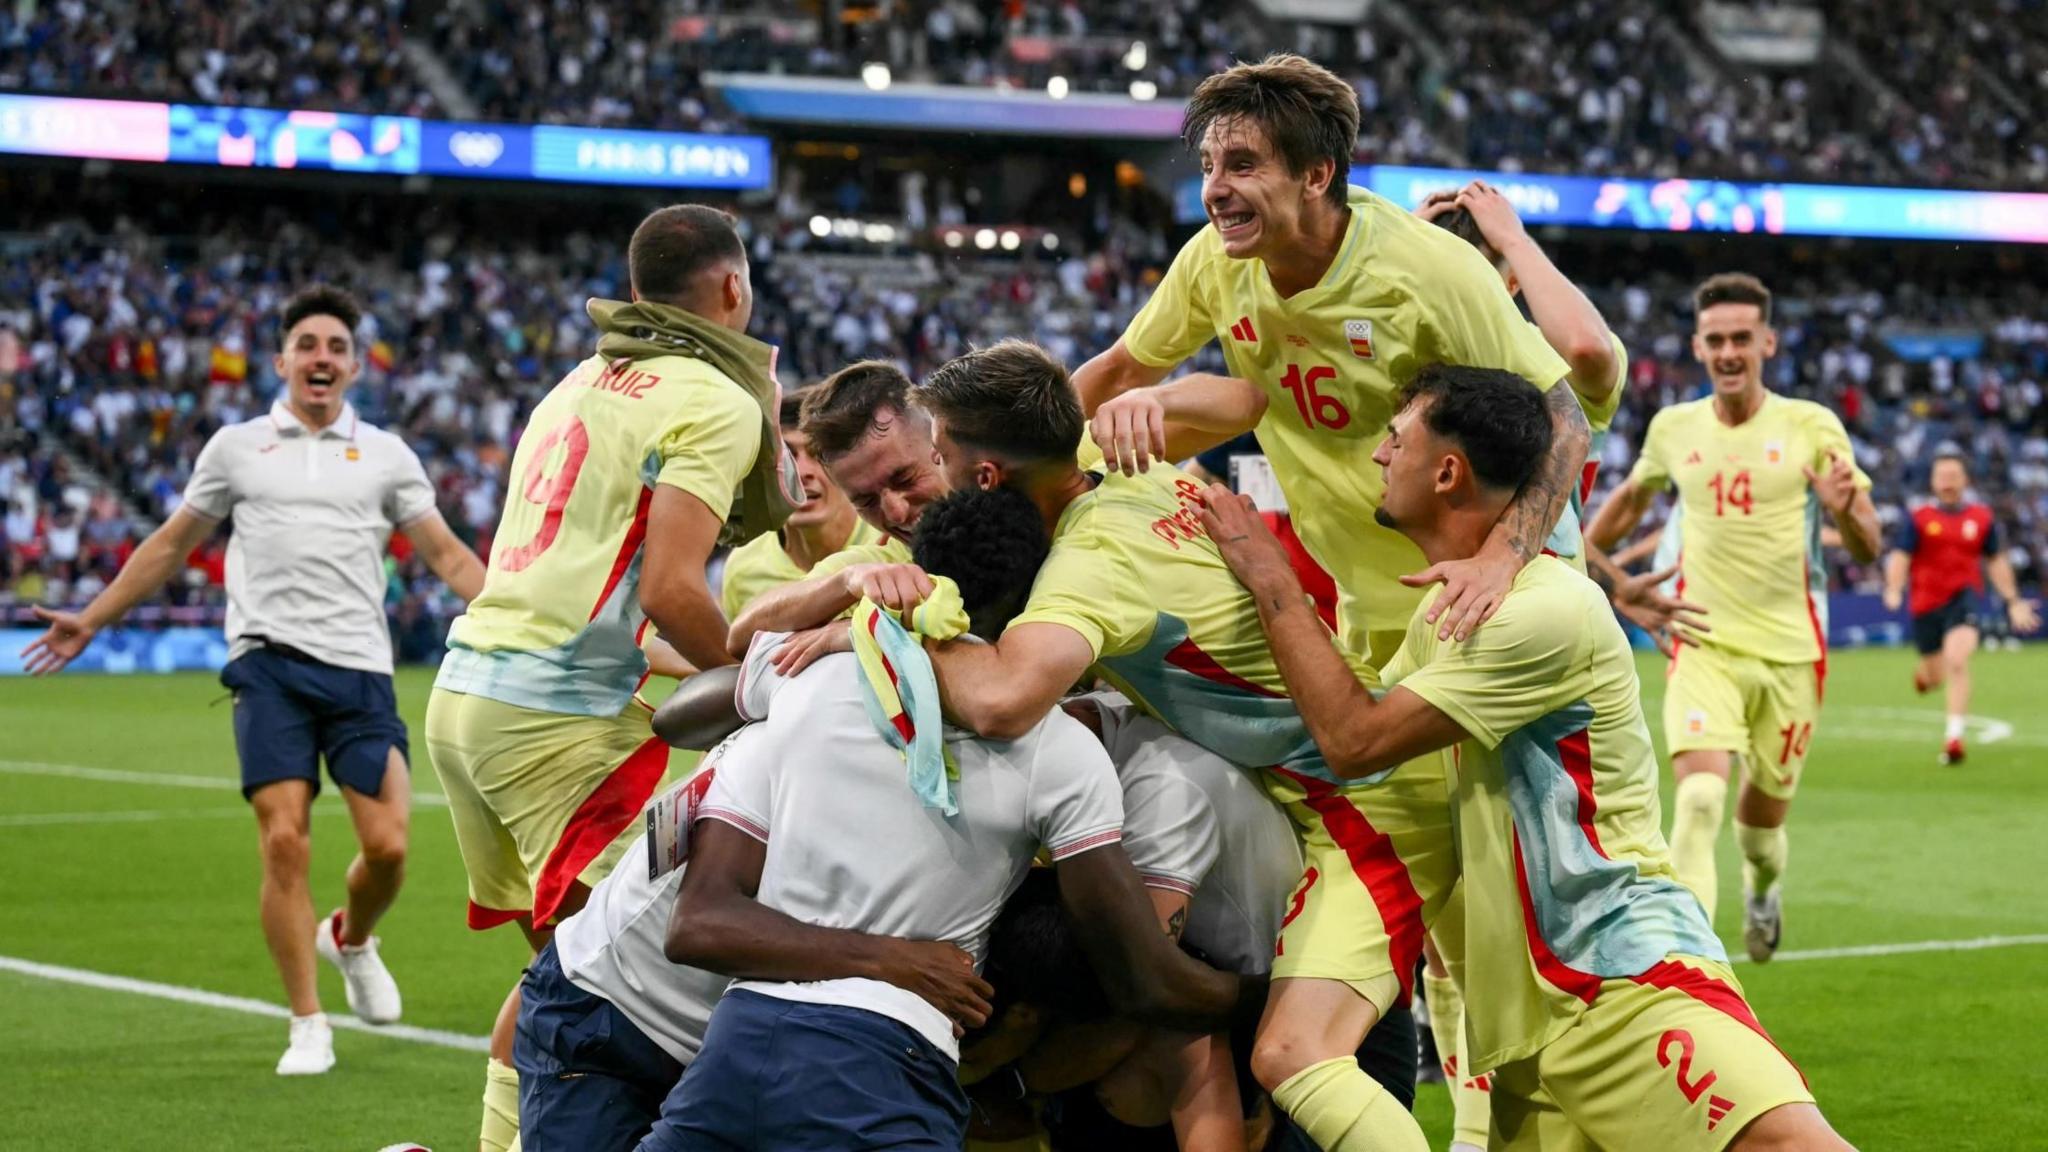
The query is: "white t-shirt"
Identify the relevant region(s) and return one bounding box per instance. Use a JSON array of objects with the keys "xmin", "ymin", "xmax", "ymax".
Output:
[
  {"xmin": 1090, "ymin": 695, "xmax": 1302, "ymax": 977},
  {"xmin": 181, "ymin": 400, "xmax": 437, "ymax": 674},
  {"xmin": 553, "ymin": 765, "xmax": 730, "ymax": 1066},
  {"xmin": 702, "ymin": 633, "xmax": 1126, "ymax": 1060}
]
